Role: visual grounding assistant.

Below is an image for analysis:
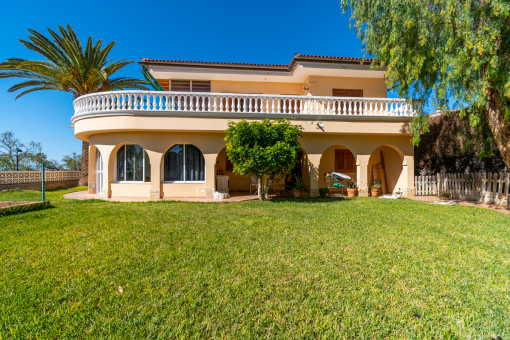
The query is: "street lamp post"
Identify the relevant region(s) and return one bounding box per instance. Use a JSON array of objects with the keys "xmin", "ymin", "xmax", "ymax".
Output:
[{"xmin": 15, "ymin": 148, "xmax": 23, "ymax": 171}]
